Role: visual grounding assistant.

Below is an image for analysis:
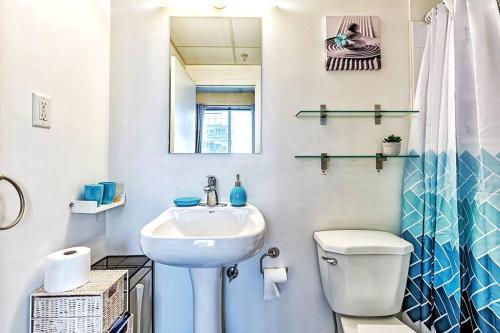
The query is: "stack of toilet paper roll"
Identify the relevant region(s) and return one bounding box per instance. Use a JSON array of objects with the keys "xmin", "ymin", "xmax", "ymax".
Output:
[
  {"xmin": 44, "ymin": 247, "xmax": 91, "ymax": 293},
  {"xmin": 263, "ymin": 267, "xmax": 288, "ymax": 300}
]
